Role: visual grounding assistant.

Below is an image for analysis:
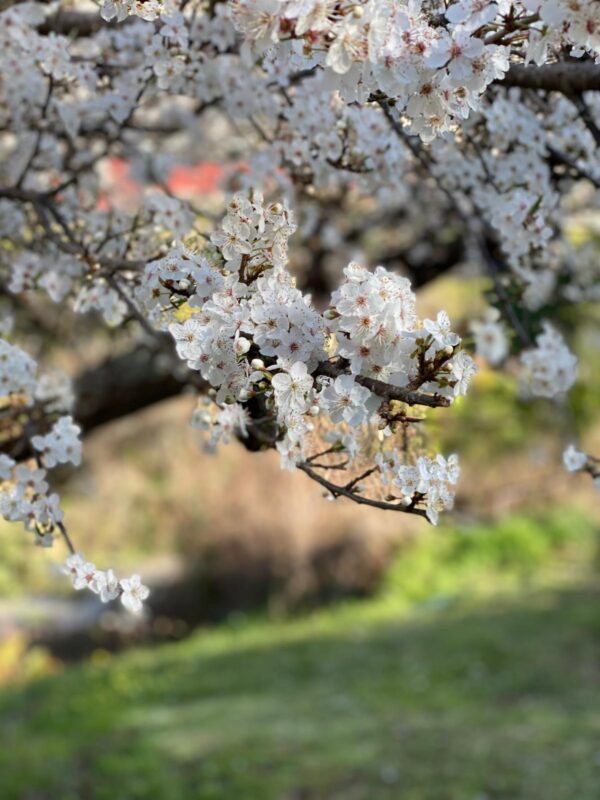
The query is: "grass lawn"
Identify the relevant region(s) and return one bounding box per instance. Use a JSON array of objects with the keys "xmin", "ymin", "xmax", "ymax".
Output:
[{"xmin": 1, "ymin": 511, "xmax": 600, "ymax": 800}]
